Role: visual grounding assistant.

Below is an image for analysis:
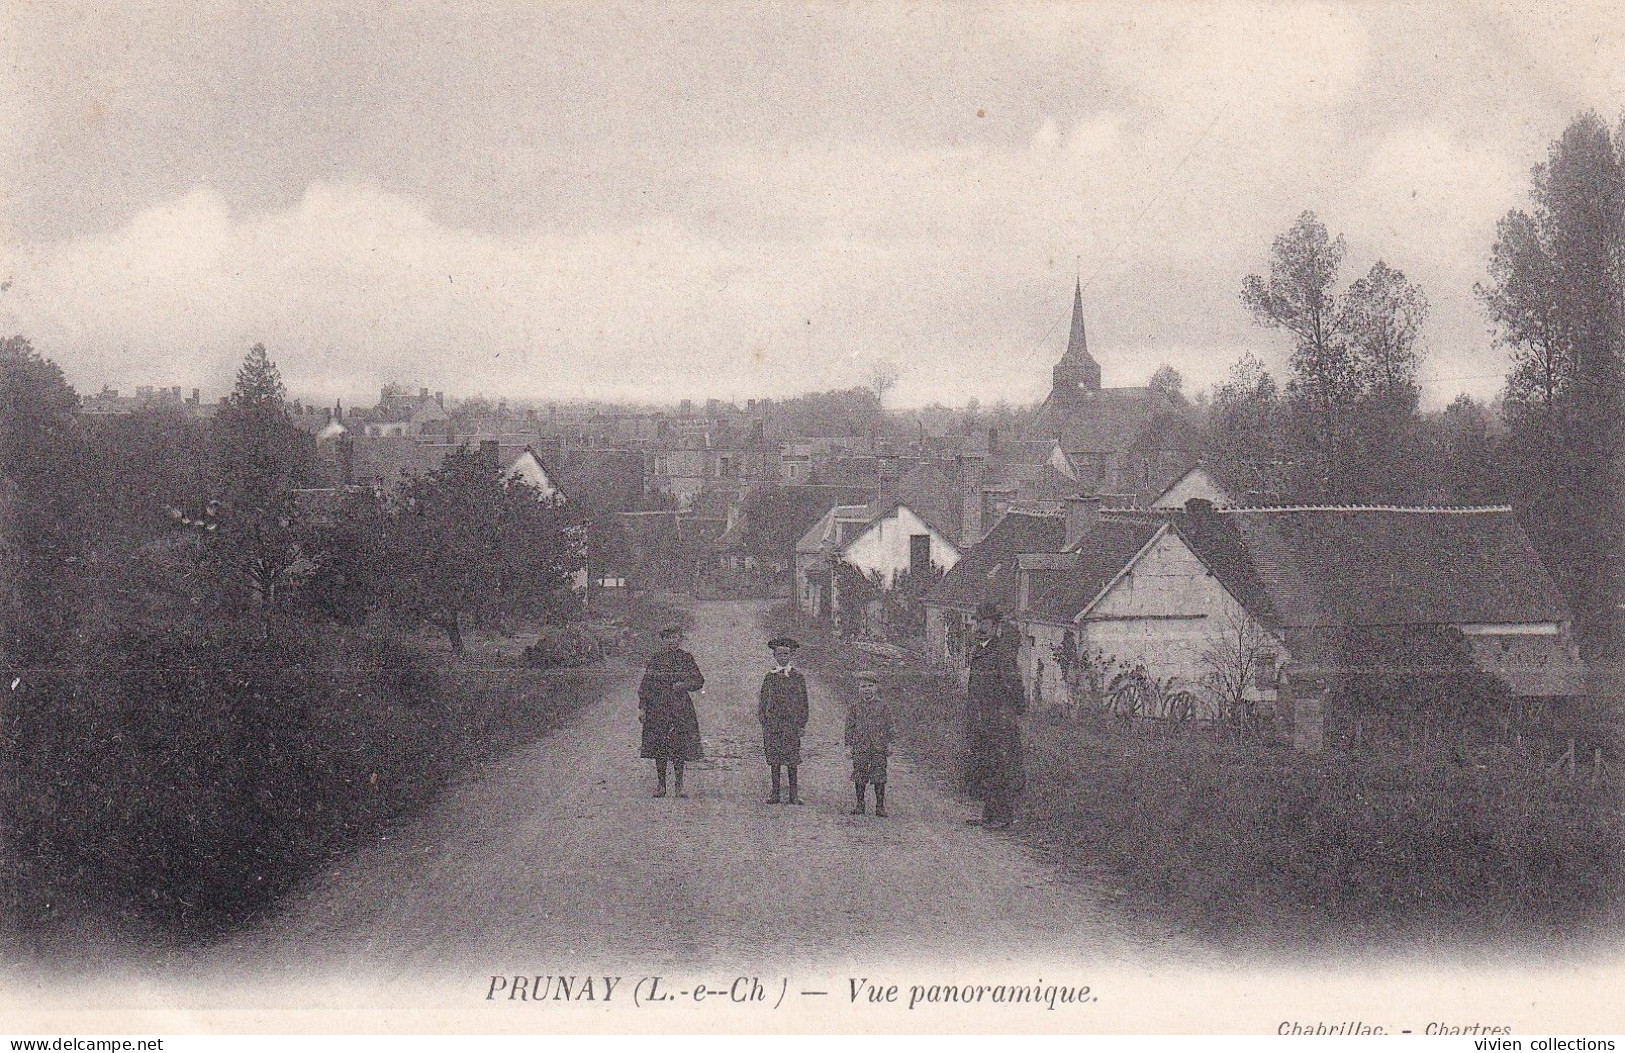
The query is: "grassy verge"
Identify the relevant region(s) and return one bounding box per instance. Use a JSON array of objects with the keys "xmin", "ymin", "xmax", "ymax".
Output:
[
  {"xmin": 763, "ymin": 603, "xmax": 1625, "ymax": 951},
  {"xmin": 0, "ymin": 593, "xmax": 683, "ymax": 957}
]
